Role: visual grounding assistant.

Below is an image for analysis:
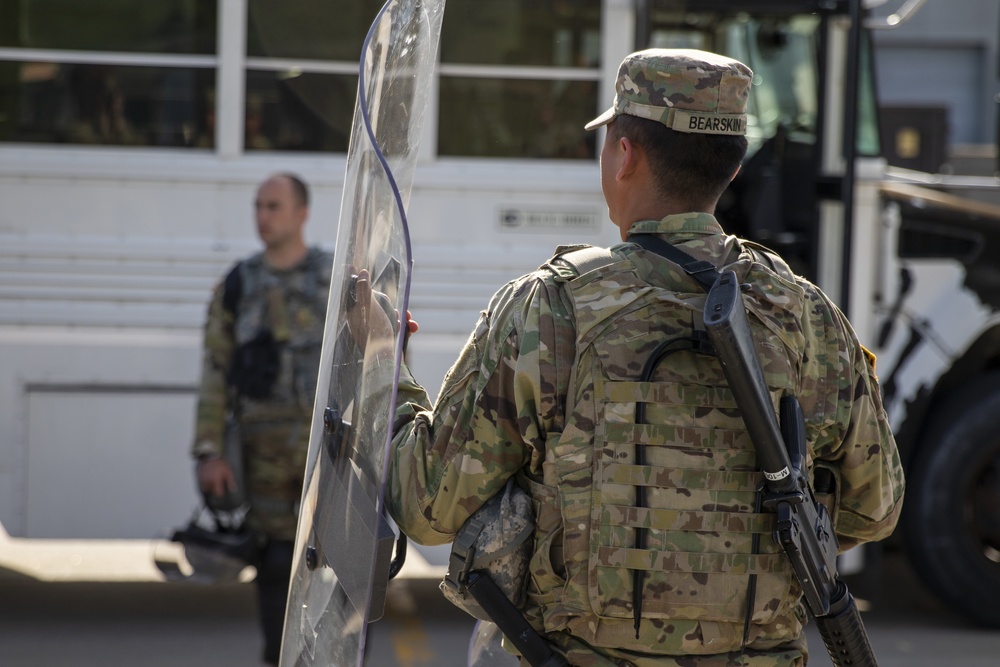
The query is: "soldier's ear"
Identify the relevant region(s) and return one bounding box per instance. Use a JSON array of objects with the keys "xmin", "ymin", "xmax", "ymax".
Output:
[{"xmin": 616, "ymin": 136, "xmax": 641, "ymax": 181}]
